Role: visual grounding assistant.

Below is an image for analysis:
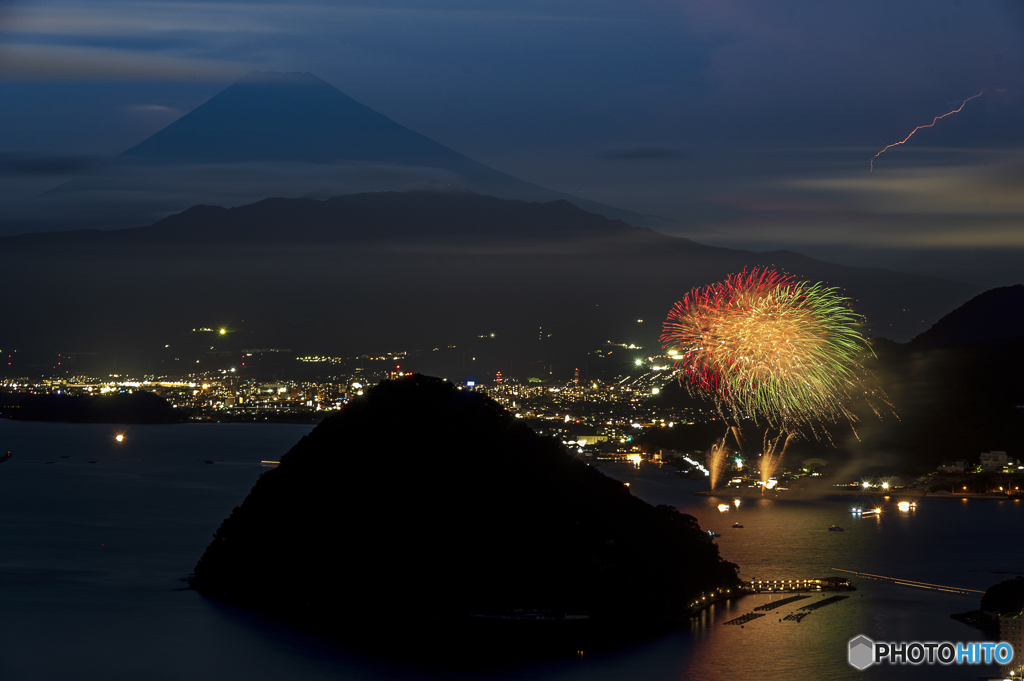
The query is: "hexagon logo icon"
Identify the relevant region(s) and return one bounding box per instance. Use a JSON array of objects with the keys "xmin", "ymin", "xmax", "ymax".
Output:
[{"xmin": 848, "ymin": 635, "xmax": 875, "ymax": 670}]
